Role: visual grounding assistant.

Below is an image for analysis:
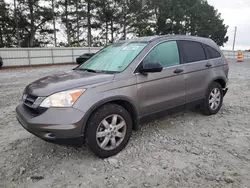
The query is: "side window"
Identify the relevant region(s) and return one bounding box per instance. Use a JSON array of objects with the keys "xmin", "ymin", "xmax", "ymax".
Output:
[
  {"xmin": 179, "ymin": 41, "xmax": 206, "ymax": 63},
  {"xmin": 143, "ymin": 41, "xmax": 180, "ymax": 68},
  {"xmin": 204, "ymin": 44, "xmax": 221, "ymax": 59}
]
